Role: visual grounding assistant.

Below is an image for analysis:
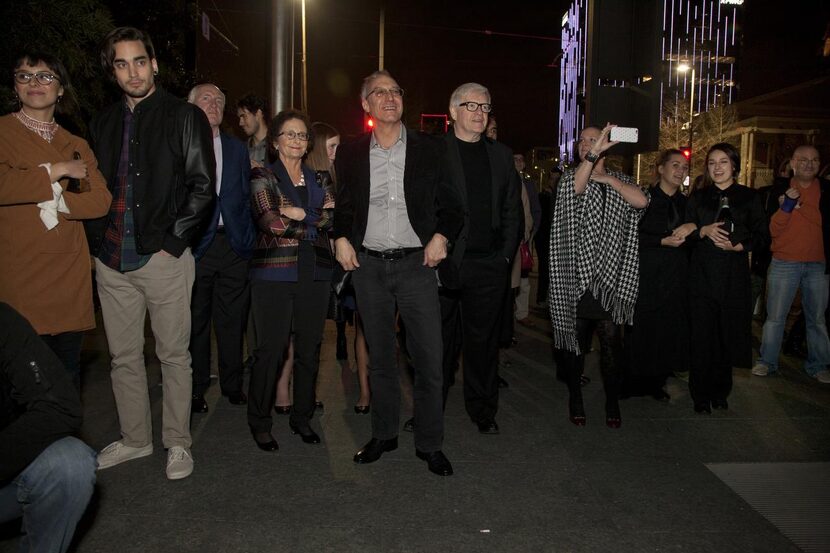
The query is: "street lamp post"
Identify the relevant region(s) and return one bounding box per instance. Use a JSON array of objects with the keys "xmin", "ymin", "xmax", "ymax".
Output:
[
  {"xmin": 677, "ymin": 63, "xmax": 695, "ymax": 167},
  {"xmin": 301, "ymin": 0, "xmax": 308, "ymax": 113}
]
